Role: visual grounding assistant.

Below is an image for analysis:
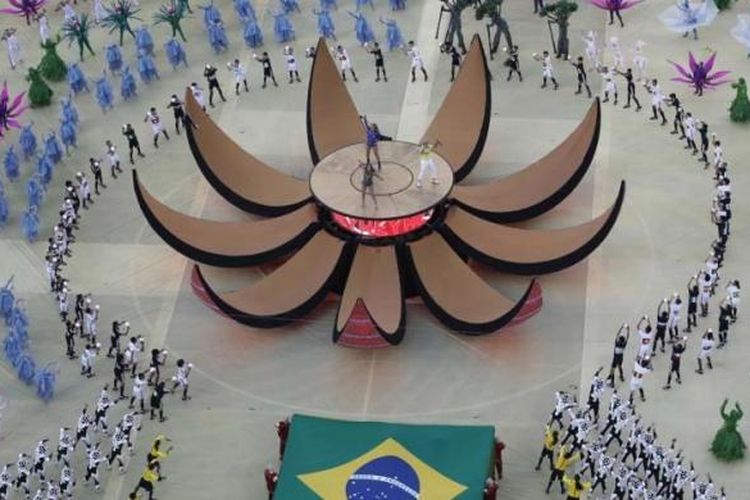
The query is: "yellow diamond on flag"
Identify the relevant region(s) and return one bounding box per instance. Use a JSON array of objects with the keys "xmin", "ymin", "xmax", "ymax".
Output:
[{"xmin": 298, "ymin": 438, "xmax": 467, "ymax": 499}]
